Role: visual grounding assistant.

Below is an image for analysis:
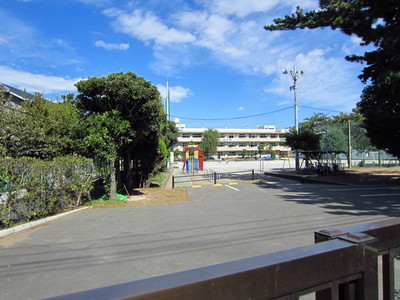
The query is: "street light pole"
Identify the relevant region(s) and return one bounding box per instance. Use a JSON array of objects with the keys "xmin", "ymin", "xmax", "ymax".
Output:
[{"xmin": 283, "ymin": 66, "xmax": 304, "ymax": 171}]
